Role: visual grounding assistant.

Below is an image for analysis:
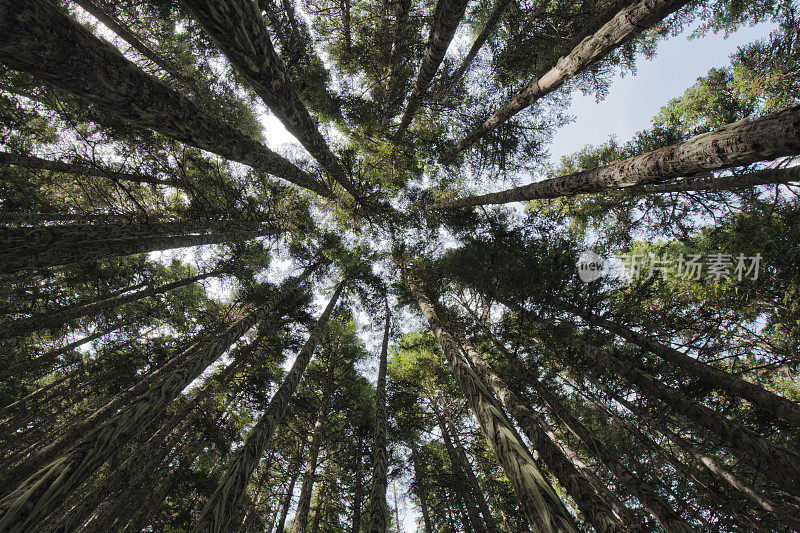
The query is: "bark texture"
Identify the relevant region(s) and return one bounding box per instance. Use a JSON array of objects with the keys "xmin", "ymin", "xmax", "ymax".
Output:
[
  {"xmin": 397, "ymin": 0, "xmax": 470, "ymax": 132},
  {"xmin": 179, "ymin": 0, "xmax": 359, "ymax": 199},
  {"xmin": 0, "ymin": 0, "xmax": 332, "ymax": 198},
  {"xmin": 367, "ymin": 306, "xmax": 391, "ymax": 533},
  {"xmin": 554, "ymin": 297, "xmax": 800, "ymax": 427},
  {"xmin": 401, "ymin": 262, "xmax": 578, "ymax": 531},
  {"xmin": 437, "ymin": 106, "xmax": 800, "ymax": 206},
  {"xmin": 443, "ymin": 0, "xmax": 692, "ymax": 160},
  {"xmin": 191, "ymin": 278, "xmax": 346, "ymax": 533},
  {"xmin": 0, "ymin": 265, "xmax": 317, "ymax": 531}
]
